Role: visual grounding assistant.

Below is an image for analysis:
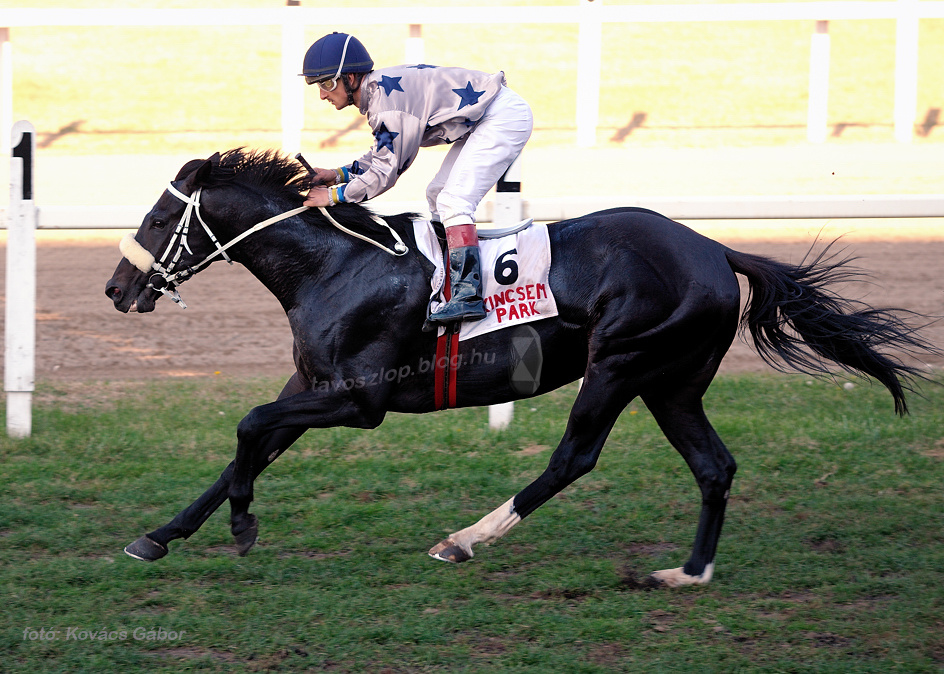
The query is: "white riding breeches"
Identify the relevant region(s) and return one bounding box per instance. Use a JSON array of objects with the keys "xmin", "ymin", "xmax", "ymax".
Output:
[{"xmin": 426, "ymin": 86, "xmax": 533, "ymax": 230}]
